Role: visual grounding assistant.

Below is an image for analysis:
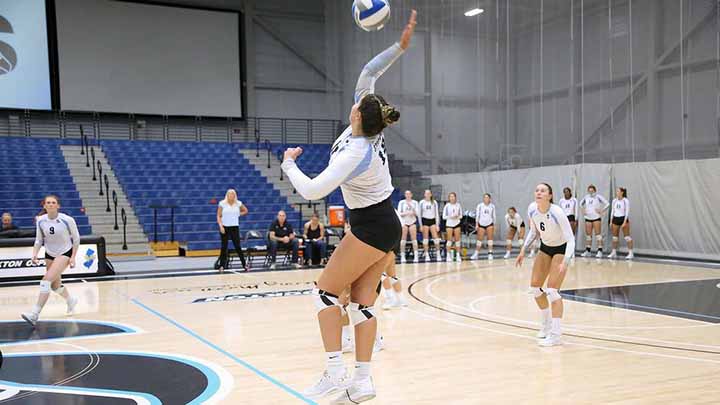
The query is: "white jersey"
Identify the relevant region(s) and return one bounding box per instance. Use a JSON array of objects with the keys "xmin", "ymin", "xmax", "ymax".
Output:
[
  {"xmin": 281, "ymin": 43, "xmax": 404, "ymax": 210},
  {"xmin": 580, "ymin": 193, "xmax": 609, "ymax": 220},
  {"xmin": 524, "ymin": 202, "xmax": 575, "ymax": 259},
  {"xmin": 418, "ymin": 199, "xmax": 439, "ymax": 220},
  {"xmin": 219, "ymin": 200, "xmax": 243, "ymax": 227},
  {"xmin": 611, "ymin": 198, "xmax": 630, "ymax": 218},
  {"xmin": 442, "ymin": 202, "xmax": 463, "ymax": 228},
  {"xmin": 397, "ymin": 199, "xmax": 419, "ymax": 226},
  {"xmin": 475, "ymin": 203, "xmax": 496, "ymax": 227},
  {"xmin": 34, "ymin": 213, "xmax": 80, "ymax": 257},
  {"xmin": 505, "ymin": 212, "xmax": 524, "ymax": 228},
  {"xmin": 558, "ymin": 197, "xmax": 578, "ymax": 217}
]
